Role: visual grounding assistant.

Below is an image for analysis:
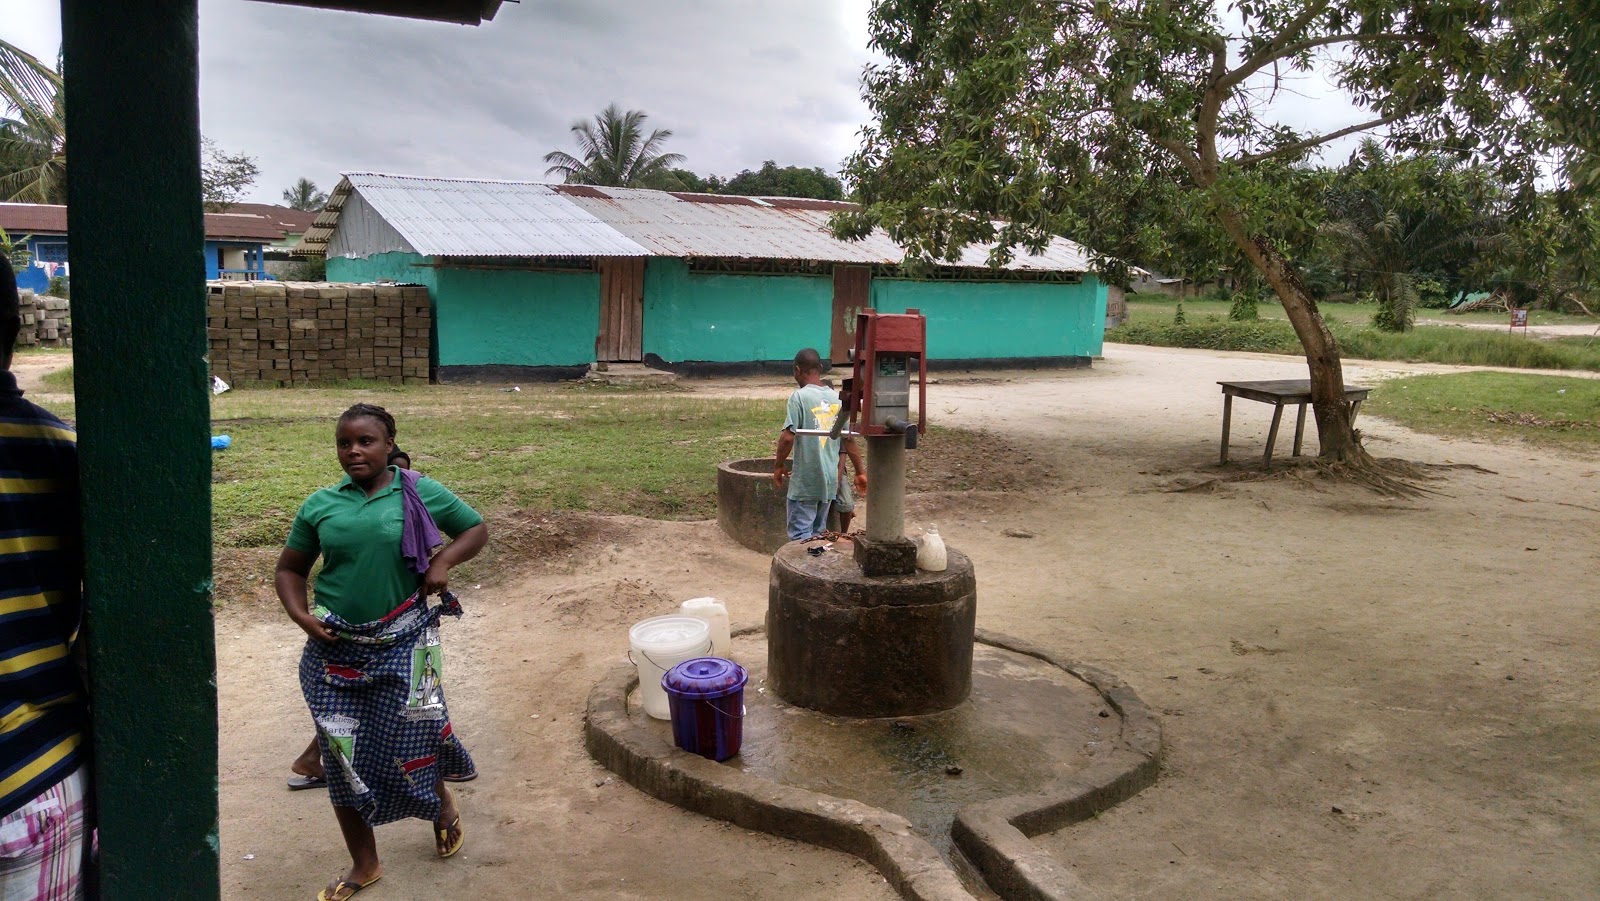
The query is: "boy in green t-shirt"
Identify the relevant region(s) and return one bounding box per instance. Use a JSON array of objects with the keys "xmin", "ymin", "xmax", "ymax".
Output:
[{"xmin": 774, "ymin": 348, "xmax": 845, "ymax": 541}]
